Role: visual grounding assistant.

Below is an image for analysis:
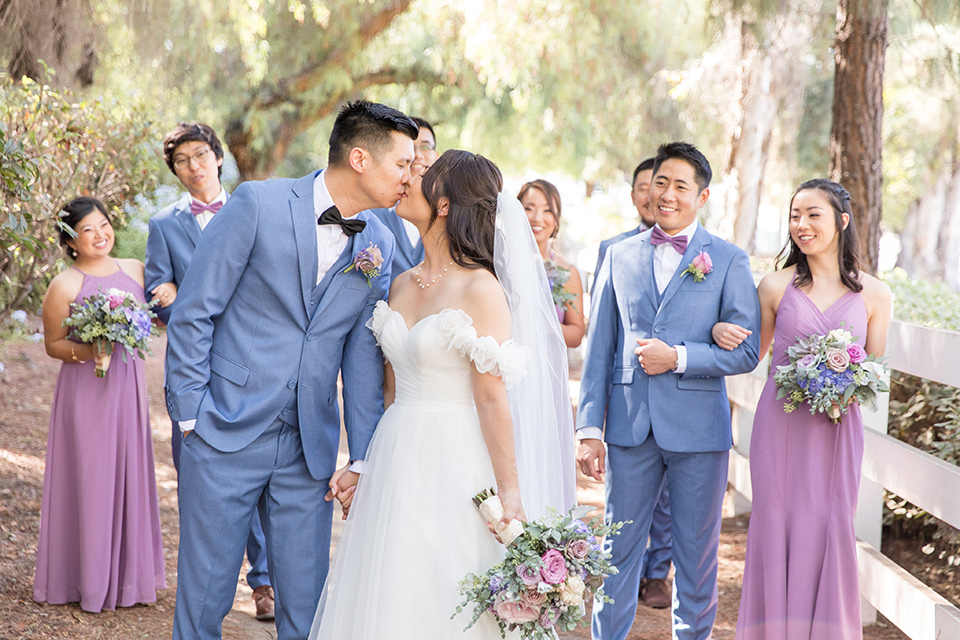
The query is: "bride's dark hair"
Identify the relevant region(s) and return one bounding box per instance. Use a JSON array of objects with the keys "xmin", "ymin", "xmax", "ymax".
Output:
[{"xmin": 421, "ymin": 149, "xmax": 503, "ymax": 275}]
